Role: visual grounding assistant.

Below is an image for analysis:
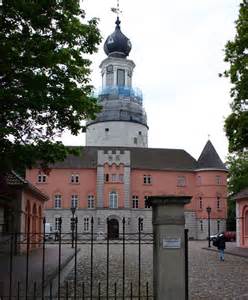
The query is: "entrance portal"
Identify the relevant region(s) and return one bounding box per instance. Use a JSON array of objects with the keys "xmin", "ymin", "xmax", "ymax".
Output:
[{"xmin": 108, "ymin": 219, "xmax": 119, "ymax": 239}]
